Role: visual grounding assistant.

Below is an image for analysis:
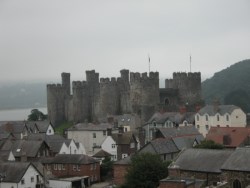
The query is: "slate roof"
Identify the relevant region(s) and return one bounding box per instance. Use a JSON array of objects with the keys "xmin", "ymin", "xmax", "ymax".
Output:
[
  {"xmin": 170, "ymin": 148, "xmax": 233, "ymax": 173},
  {"xmin": 68, "ymin": 122, "xmax": 113, "ymax": 131},
  {"xmin": 197, "ymin": 105, "xmax": 240, "ymax": 116},
  {"xmin": 221, "ymin": 147, "xmax": 250, "ymax": 172},
  {"xmin": 42, "ymin": 154, "xmax": 97, "ymax": 164},
  {"xmin": 0, "ymin": 150, "xmax": 12, "ymax": 162},
  {"xmin": 148, "ymin": 138, "xmax": 179, "ymax": 155},
  {"xmin": 112, "ymin": 132, "xmax": 135, "ymax": 145},
  {"xmin": 172, "ymin": 136, "xmax": 202, "ymax": 150},
  {"xmin": 0, "ymin": 162, "xmax": 42, "ymax": 183},
  {"xmin": 93, "ymin": 149, "xmax": 112, "ymax": 158},
  {"xmin": 206, "ymin": 127, "xmax": 250, "ymax": 147},
  {"xmin": 0, "ymin": 121, "xmax": 26, "ymax": 134},
  {"xmin": 147, "ymin": 112, "xmax": 195, "ymax": 124},
  {"xmin": 114, "ymin": 155, "xmax": 131, "ymax": 165},
  {"xmin": 26, "ymin": 121, "xmax": 52, "ymax": 133},
  {"xmin": 157, "ymin": 126, "xmax": 201, "ymax": 139}
]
